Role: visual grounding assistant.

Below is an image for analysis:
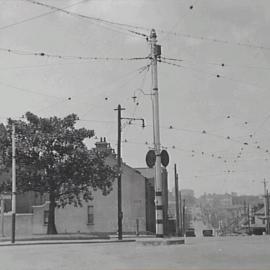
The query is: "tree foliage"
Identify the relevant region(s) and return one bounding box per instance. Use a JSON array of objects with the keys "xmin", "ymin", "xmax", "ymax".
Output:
[{"xmin": 0, "ymin": 112, "xmax": 116, "ymax": 233}]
